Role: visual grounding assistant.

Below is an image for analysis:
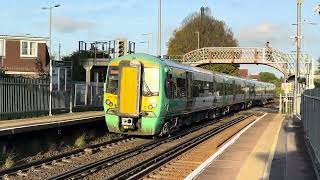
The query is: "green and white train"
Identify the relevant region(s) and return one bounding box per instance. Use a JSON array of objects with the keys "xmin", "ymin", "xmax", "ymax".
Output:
[{"xmin": 104, "ymin": 54, "xmax": 275, "ymax": 136}]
